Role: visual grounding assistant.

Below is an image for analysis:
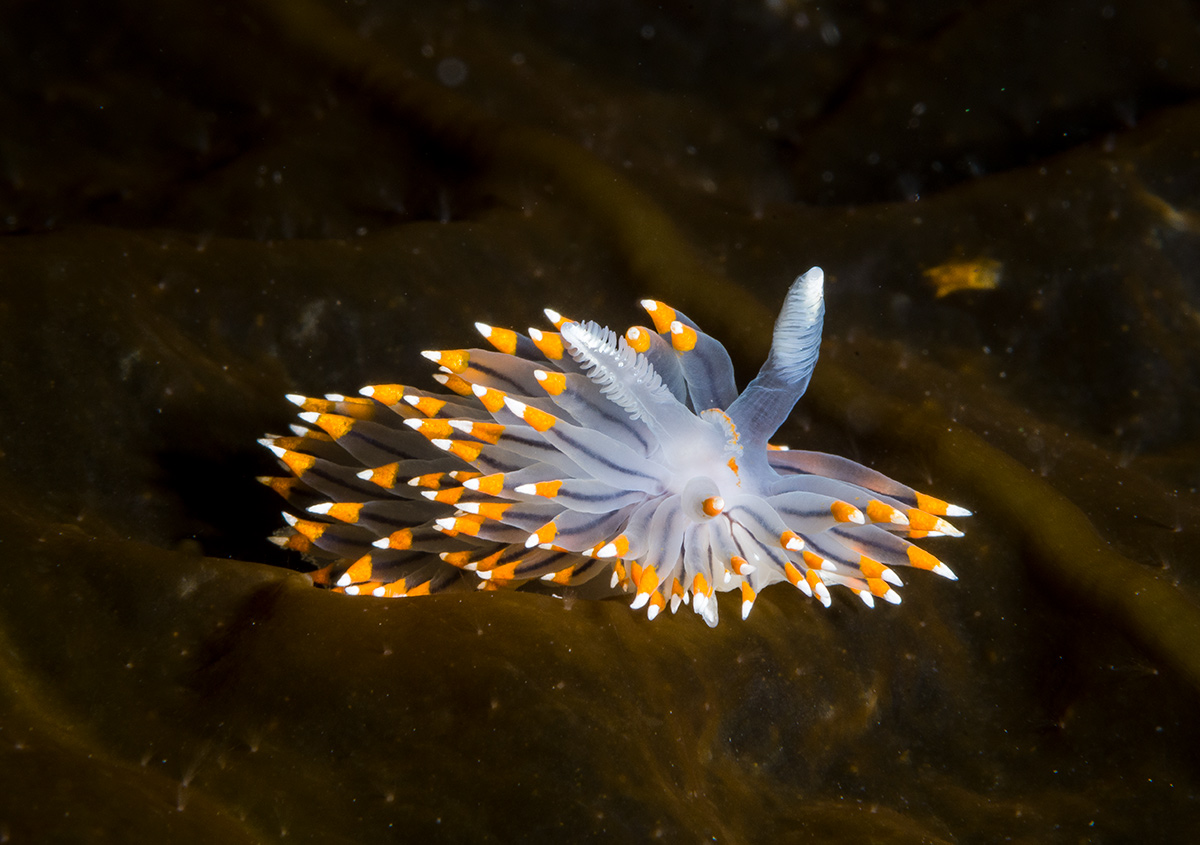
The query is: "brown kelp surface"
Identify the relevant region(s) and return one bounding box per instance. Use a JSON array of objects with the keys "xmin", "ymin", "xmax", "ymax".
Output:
[{"xmin": 1, "ymin": 0, "xmax": 1198, "ymax": 841}]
